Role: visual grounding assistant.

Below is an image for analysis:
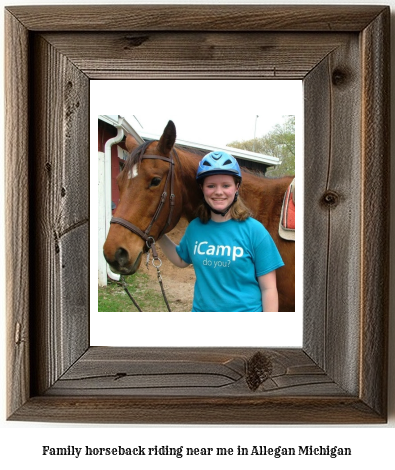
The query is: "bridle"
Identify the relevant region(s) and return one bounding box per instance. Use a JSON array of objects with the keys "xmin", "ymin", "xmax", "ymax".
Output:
[
  {"xmin": 111, "ymin": 145, "xmax": 178, "ymax": 248},
  {"xmin": 109, "ymin": 142, "xmax": 180, "ymax": 311}
]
